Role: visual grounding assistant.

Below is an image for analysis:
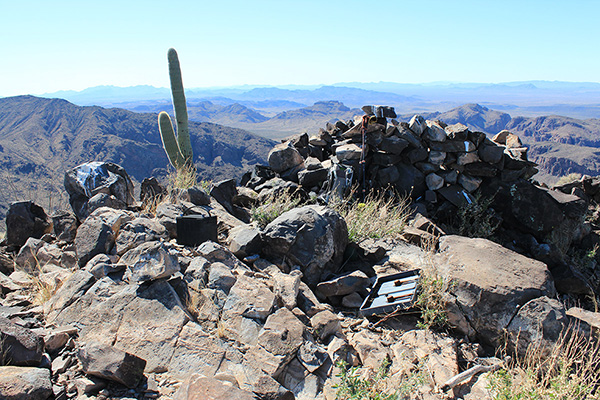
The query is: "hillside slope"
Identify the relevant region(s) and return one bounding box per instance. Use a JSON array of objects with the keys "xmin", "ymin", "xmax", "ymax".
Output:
[{"xmin": 0, "ymin": 95, "xmax": 274, "ymax": 223}]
